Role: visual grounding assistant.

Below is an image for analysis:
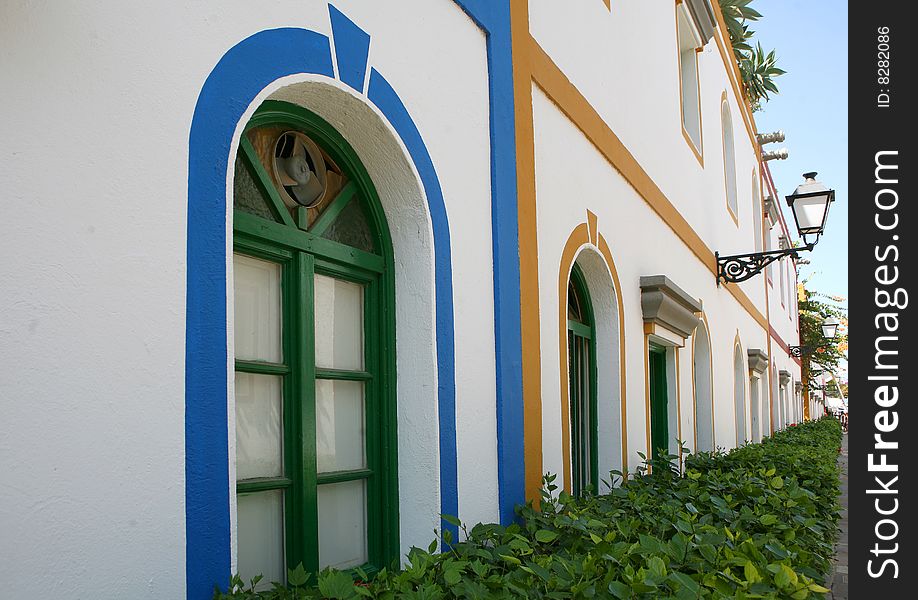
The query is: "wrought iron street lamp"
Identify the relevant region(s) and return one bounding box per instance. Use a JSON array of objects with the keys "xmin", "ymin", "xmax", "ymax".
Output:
[
  {"xmin": 717, "ymin": 172, "xmax": 835, "ymax": 284},
  {"xmin": 821, "ymin": 316, "xmax": 840, "ymax": 339},
  {"xmin": 789, "ymin": 317, "xmax": 840, "ymax": 357}
]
